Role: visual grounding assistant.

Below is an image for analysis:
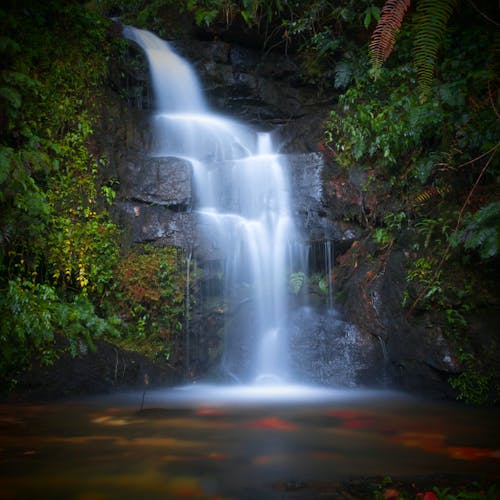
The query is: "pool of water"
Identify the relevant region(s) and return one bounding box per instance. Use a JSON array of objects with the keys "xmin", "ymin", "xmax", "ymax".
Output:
[{"xmin": 1, "ymin": 385, "xmax": 498, "ymax": 499}]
